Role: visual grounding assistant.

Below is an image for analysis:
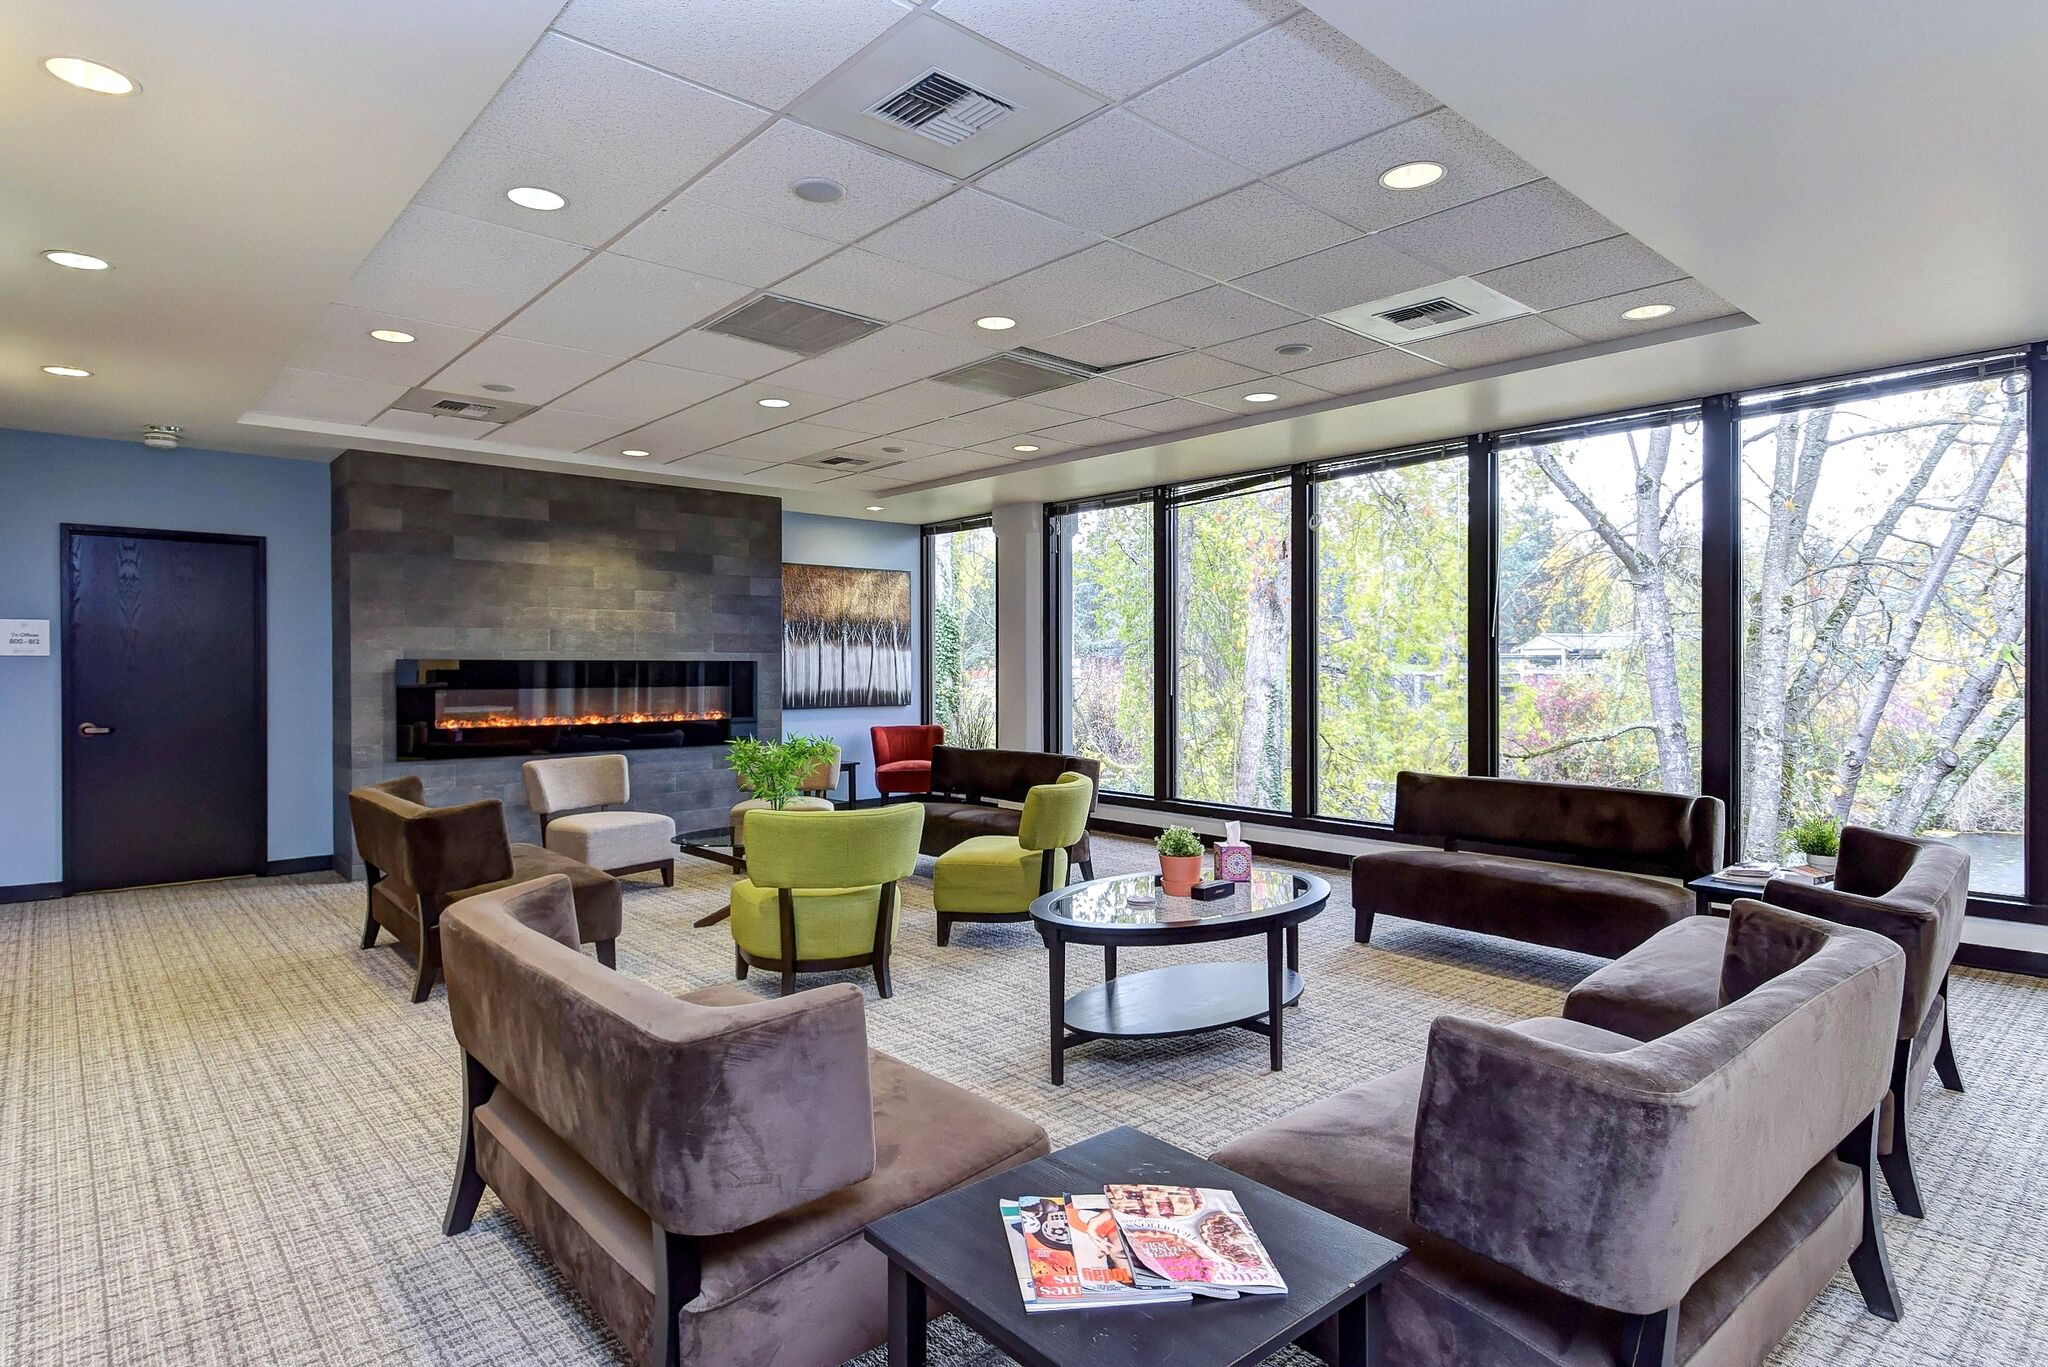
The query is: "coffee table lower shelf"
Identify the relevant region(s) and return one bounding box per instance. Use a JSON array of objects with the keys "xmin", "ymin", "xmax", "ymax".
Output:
[{"xmin": 1062, "ymin": 962, "xmax": 1305, "ymax": 1041}]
